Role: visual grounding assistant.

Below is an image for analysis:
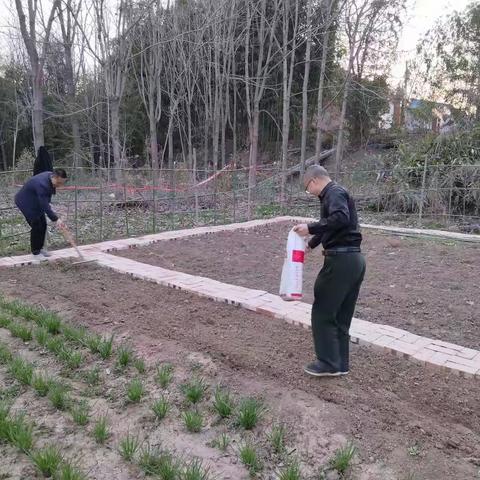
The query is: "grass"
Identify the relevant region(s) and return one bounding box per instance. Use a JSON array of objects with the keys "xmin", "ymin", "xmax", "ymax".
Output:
[
  {"xmin": 31, "ymin": 445, "xmax": 62, "ymax": 477},
  {"xmin": 278, "ymin": 460, "xmax": 301, "ymax": 480},
  {"xmin": 239, "ymin": 442, "xmax": 262, "ymax": 477},
  {"xmin": 71, "ymin": 401, "xmax": 90, "ymax": 426},
  {"xmin": 183, "ymin": 410, "xmax": 203, "ymax": 433},
  {"xmin": 32, "ymin": 372, "xmax": 52, "ymax": 397},
  {"xmin": 8, "ymin": 356, "xmax": 34, "ymax": 385},
  {"xmin": 330, "ymin": 442, "xmax": 356, "ymax": 474},
  {"xmin": 5, "ymin": 412, "xmax": 34, "ymax": 451},
  {"xmin": 84, "ymin": 367, "xmax": 101, "ymax": 386},
  {"xmin": 152, "ymin": 396, "xmax": 170, "ymax": 421},
  {"xmin": 58, "ymin": 348, "xmax": 83, "ymax": 369},
  {"xmin": 53, "ymin": 462, "xmax": 87, "ymax": 480},
  {"xmin": 155, "ymin": 363, "xmax": 174, "ymax": 388},
  {"xmin": 8, "ymin": 321, "xmax": 32, "ymax": 342},
  {"xmin": 268, "ymin": 424, "xmax": 286, "ymax": 455},
  {"xmin": 139, "ymin": 446, "xmax": 180, "ymax": 478},
  {"xmin": 236, "ymin": 398, "xmax": 264, "ymax": 430},
  {"xmin": 97, "ymin": 335, "xmax": 114, "ymax": 359},
  {"xmin": 126, "ymin": 378, "xmax": 145, "ymax": 403},
  {"xmin": 118, "ymin": 433, "xmax": 140, "ymax": 462},
  {"xmin": 212, "ymin": 433, "xmax": 231, "ymax": 452},
  {"xmin": 92, "ymin": 415, "xmax": 110, "ymax": 444},
  {"xmin": 182, "ymin": 378, "xmax": 208, "ymax": 404},
  {"xmin": 34, "ymin": 327, "xmax": 49, "ymax": 347},
  {"xmin": 0, "ymin": 312, "xmax": 12, "ymax": 328},
  {"xmin": 61, "ymin": 325, "xmax": 87, "ymax": 344},
  {"xmin": 212, "ymin": 387, "xmax": 234, "ymax": 418},
  {"xmin": 116, "ymin": 345, "xmax": 133, "ymax": 369},
  {"xmin": 48, "ymin": 383, "xmax": 70, "ymax": 411},
  {"xmin": 46, "ymin": 336, "xmax": 64, "ymax": 355},
  {"xmin": 182, "ymin": 458, "xmax": 212, "ymax": 480},
  {"xmin": 39, "ymin": 314, "xmax": 62, "ymax": 335},
  {"xmin": 85, "ymin": 334, "xmax": 101, "ymax": 354},
  {"xmin": 0, "ymin": 343, "xmax": 13, "ymax": 364},
  {"xmin": 133, "ymin": 357, "xmax": 146, "ymax": 374}
]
